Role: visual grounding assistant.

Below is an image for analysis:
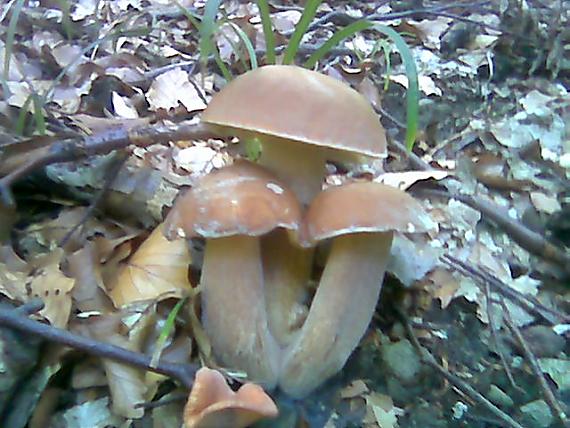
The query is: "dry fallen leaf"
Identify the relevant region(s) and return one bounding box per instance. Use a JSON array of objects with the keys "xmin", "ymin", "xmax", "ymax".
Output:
[
  {"xmin": 146, "ymin": 68, "xmax": 207, "ymax": 112},
  {"xmin": 0, "ymin": 248, "xmax": 74, "ymax": 328},
  {"xmin": 109, "ymin": 223, "xmax": 192, "ymax": 307},
  {"xmin": 364, "ymin": 392, "xmax": 400, "ymax": 428}
]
